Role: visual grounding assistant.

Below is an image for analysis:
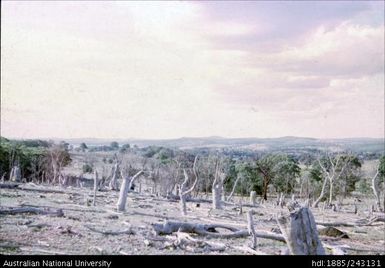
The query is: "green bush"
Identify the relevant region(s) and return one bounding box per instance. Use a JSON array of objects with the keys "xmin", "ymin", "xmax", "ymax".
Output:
[{"xmin": 82, "ymin": 164, "xmax": 93, "ymax": 173}]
